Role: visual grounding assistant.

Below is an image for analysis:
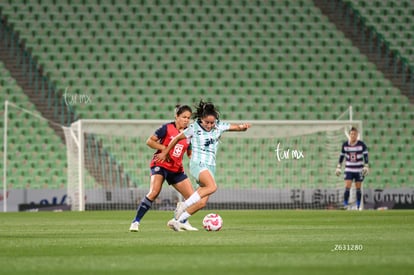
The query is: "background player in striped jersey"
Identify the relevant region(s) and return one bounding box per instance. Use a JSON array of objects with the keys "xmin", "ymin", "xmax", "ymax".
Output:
[
  {"xmin": 335, "ymin": 127, "xmax": 369, "ymax": 210},
  {"xmin": 129, "ymin": 105, "xmax": 200, "ymax": 232},
  {"xmin": 157, "ymin": 100, "xmax": 251, "ymax": 231}
]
